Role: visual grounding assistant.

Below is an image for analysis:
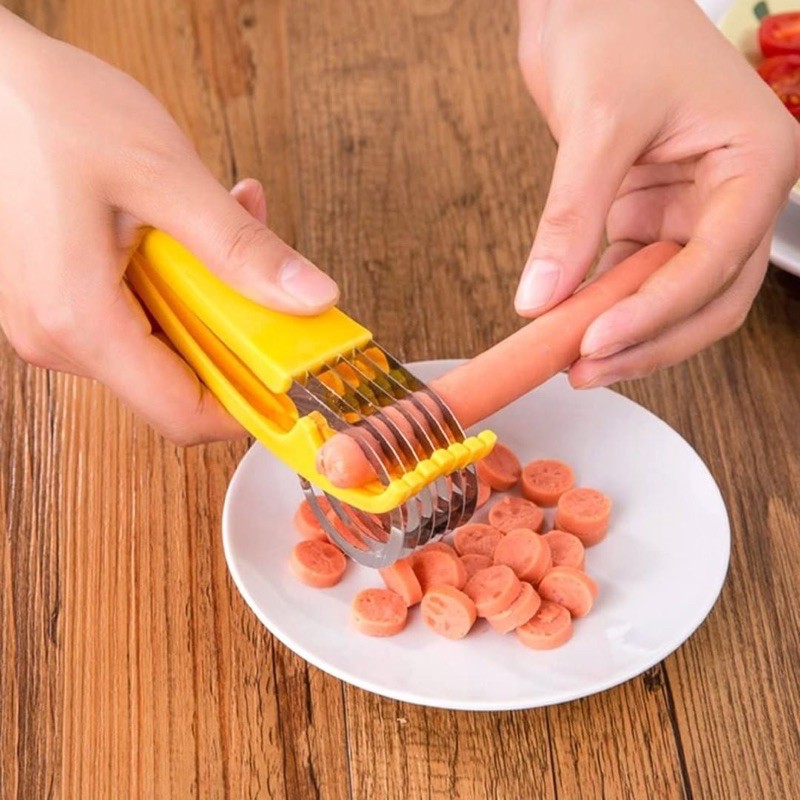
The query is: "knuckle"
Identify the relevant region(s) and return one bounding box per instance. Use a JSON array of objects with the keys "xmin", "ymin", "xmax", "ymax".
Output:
[
  {"xmin": 539, "ymin": 204, "xmax": 588, "ymax": 242},
  {"xmin": 220, "ymin": 220, "xmax": 276, "ymax": 276},
  {"xmin": 719, "ymin": 301, "xmax": 751, "ymax": 338},
  {"xmin": 636, "ymin": 351, "xmax": 663, "ymax": 380},
  {"xmin": 709, "ymin": 250, "xmax": 743, "ymax": 290},
  {"xmin": 157, "ymin": 390, "xmax": 221, "ymax": 447},
  {"xmin": 690, "ymin": 237, "xmax": 745, "ymax": 292},
  {"xmin": 5, "ymin": 326, "xmax": 54, "ymax": 369},
  {"xmin": 161, "ymin": 426, "xmax": 206, "ymax": 448},
  {"xmin": 738, "ymin": 121, "xmax": 800, "ymax": 195},
  {"xmin": 30, "ymin": 299, "xmax": 82, "ymax": 353},
  {"xmin": 576, "ymin": 103, "xmax": 623, "ymax": 144},
  {"xmin": 124, "ymin": 143, "xmax": 185, "ymax": 191},
  {"xmin": 2, "ymin": 297, "xmax": 82, "ymax": 368}
]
